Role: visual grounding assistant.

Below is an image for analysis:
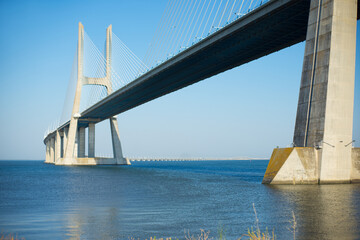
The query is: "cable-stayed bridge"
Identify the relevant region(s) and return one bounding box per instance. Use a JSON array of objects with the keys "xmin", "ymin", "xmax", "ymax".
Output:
[{"xmin": 44, "ymin": 0, "xmax": 360, "ymax": 184}]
